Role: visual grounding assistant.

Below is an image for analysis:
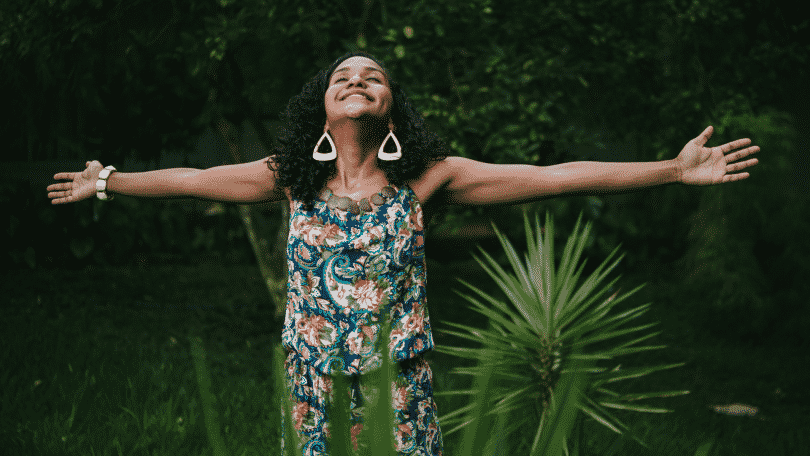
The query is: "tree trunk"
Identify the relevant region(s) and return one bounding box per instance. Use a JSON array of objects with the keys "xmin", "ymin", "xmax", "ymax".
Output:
[{"xmin": 215, "ymin": 117, "xmax": 288, "ymax": 322}]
